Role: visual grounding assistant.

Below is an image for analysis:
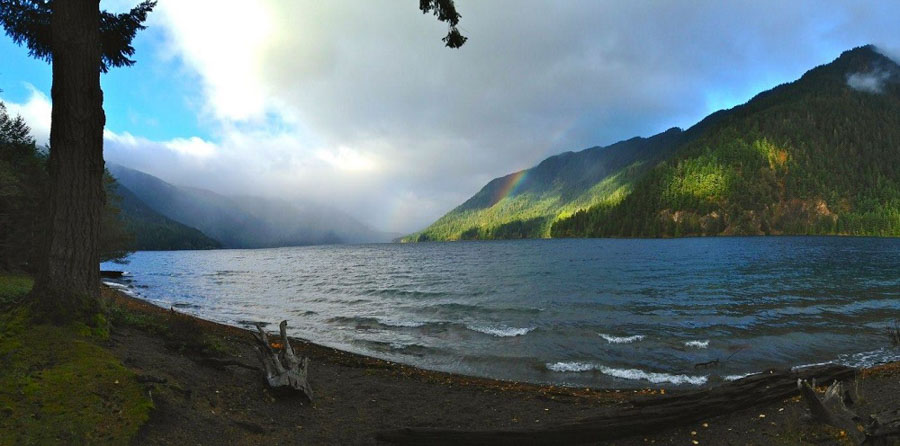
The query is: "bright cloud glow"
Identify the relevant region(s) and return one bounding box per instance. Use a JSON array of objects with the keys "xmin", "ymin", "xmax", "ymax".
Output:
[
  {"xmin": 4, "ymin": 84, "xmax": 51, "ymax": 145},
  {"xmin": 157, "ymin": 0, "xmax": 274, "ymax": 120},
  {"xmin": 166, "ymin": 136, "xmax": 218, "ymax": 158},
  {"xmin": 316, "ymin": 147, "xmax": 378, "ymax": 172}
]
